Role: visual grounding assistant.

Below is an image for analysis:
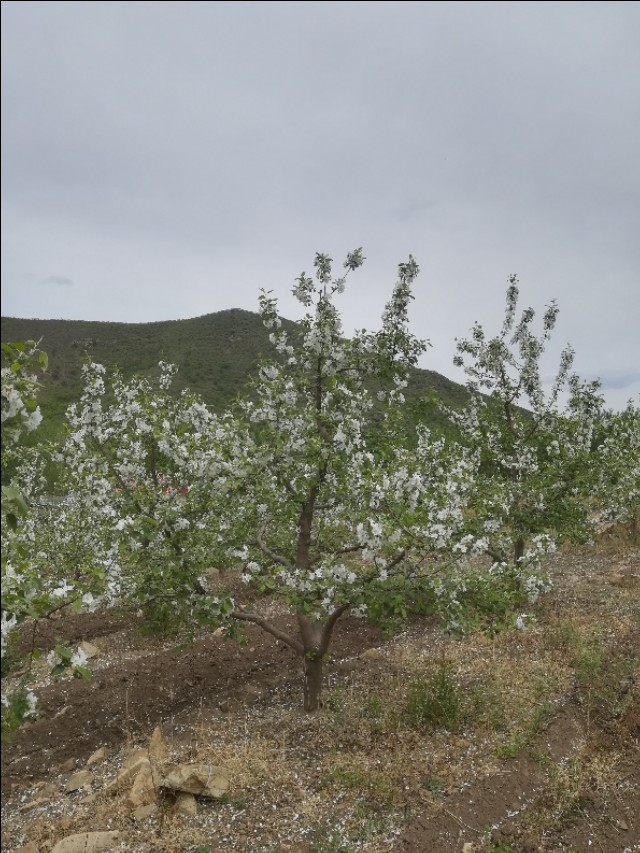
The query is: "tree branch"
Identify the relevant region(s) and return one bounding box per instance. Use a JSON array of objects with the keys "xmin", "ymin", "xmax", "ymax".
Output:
[
  {"xmin": 319, "ymin": 604, "xmax": 349, "ymax": 655},
  {"xmin": 253, "ymin": 527, "xmax": 294, "ymax": 571},
  {"xmin": 309, "ymin": 542, "xmax": 365, "ymax": 567},
  {"xmin": 231, "ymin": 609, "xmax": 303, "ymax": 654},
  {"xmin": 333, "ymin": 543, "xmax": 366, "ymax": 556},
  {"xmin": 42, "ymin": 596, "xmax": 81, "ymax": 619},
  {"xmin": 385, "ymin": 548, "xmax": 409, "ymax": 573}
]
